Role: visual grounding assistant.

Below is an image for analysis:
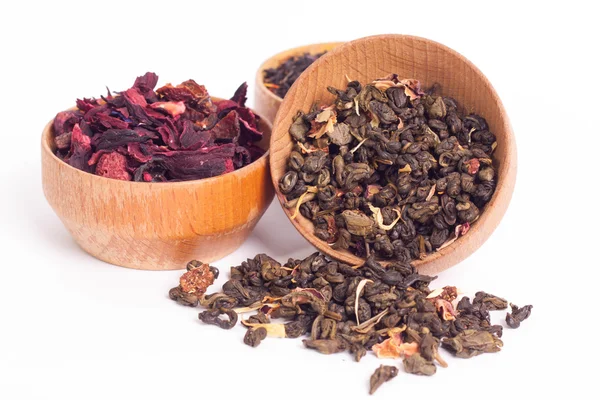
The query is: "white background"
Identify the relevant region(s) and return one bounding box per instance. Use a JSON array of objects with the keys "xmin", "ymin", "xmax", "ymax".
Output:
[{"xmin": 0, "ymin": 1, "xmax": 597, "ymax": 398}]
